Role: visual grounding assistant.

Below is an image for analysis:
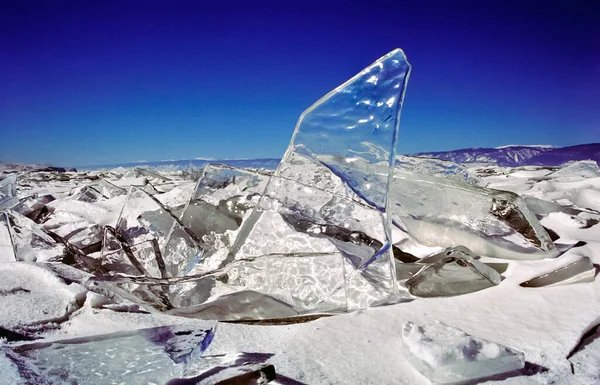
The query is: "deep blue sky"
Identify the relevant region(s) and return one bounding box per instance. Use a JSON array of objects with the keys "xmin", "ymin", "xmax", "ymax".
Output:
[{"xmin": 1, "ymin": 0, "xmax": 599, "ymax": 166}]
